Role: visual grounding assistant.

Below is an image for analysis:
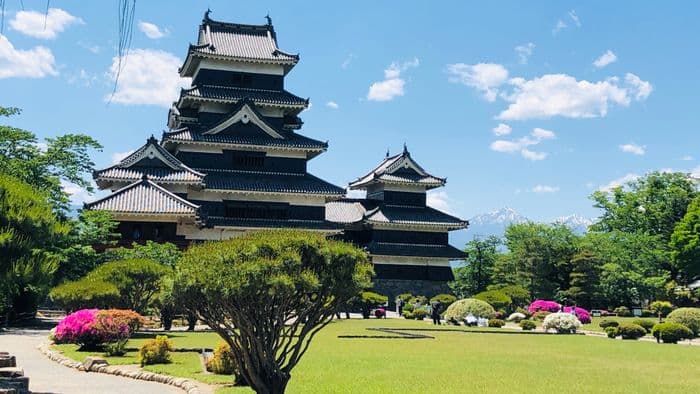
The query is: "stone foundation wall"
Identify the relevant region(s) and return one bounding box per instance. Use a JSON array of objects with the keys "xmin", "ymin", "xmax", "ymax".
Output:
[{"xmin": 372, "ymin": 279, "xmax": 452, "ymax": 309}]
